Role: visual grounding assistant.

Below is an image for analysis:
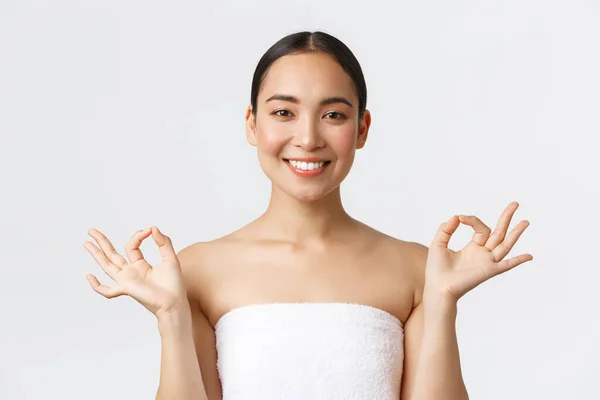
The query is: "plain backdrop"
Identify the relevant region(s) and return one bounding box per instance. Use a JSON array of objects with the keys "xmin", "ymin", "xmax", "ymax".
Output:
[{"xmin": 1, "ymin": 1, "xmax": 598, "ymax": 399}]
